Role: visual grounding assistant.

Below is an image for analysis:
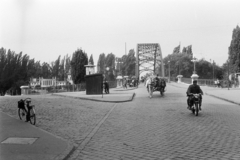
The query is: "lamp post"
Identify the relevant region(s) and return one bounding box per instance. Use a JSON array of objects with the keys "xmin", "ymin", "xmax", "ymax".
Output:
[
  {"xmin": 163, "ymin": 63, "xmax": 166, "ymax": 78},
  {"xmin": 191, "ymin": 57, "xmax": 199, "ymax": 83},
  {"xmin": 191, "ymin": 57, "xmax": 197, "ymax": 74}
]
